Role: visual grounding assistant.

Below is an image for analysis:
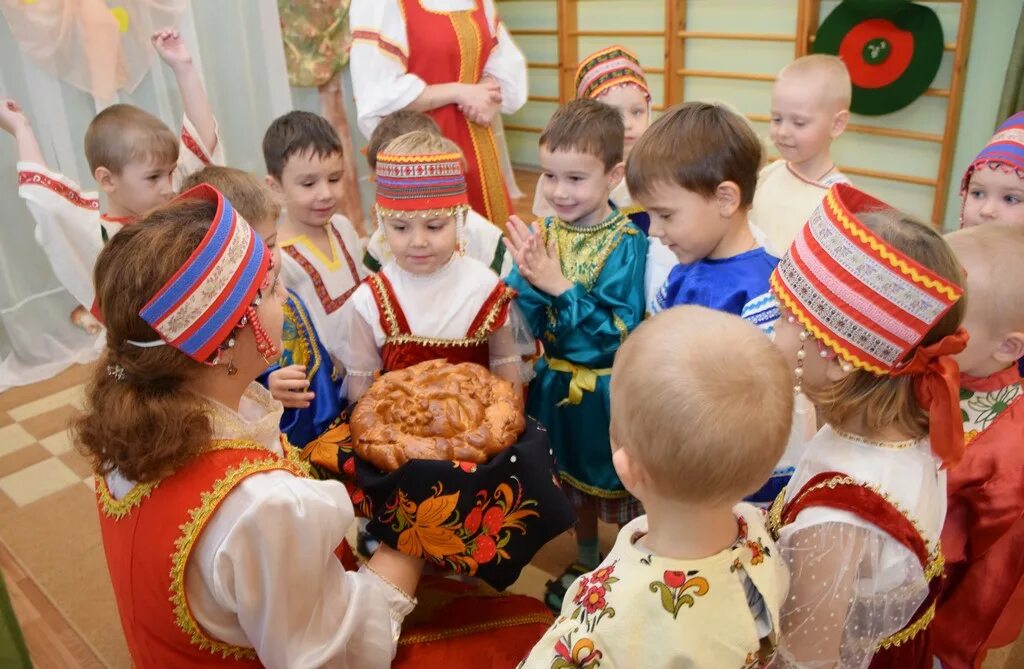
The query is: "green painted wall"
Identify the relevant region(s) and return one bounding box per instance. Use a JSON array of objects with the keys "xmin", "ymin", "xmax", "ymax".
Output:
[{"xmin": 500, "ymin": 0, "xmax": 1024, "ymax": 230}]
